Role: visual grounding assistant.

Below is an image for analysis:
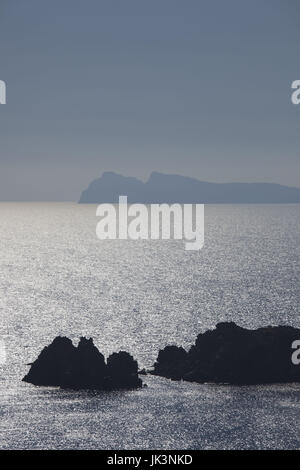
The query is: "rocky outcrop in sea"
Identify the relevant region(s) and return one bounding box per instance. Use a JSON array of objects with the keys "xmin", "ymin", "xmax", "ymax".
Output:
[
  {"xmin": 151, "ymin": 322, "xmax": 300, "ymax": 385},
  {"xmin": 23, "ymin": 336, "xmax": 143, "ymax": 390}
]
